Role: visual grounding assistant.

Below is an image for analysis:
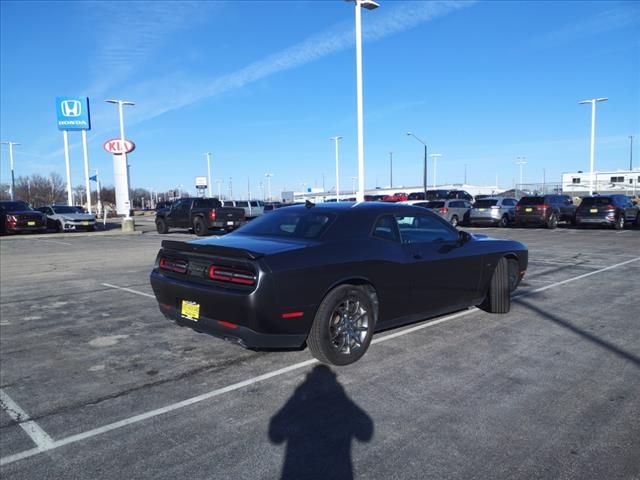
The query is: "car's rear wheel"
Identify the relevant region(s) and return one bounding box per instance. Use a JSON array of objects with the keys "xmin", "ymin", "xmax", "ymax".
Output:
[
  {"xmin": 614, "ymin": 213, "xmax": 624, "ymax": 230},
  {"xmin": 156, "ymin": 218, "xmax": 169, "ymax": 234},
  {"xmin": 498, "ymin": 215, "xmax": 508, "ymax": 228},
  {"xmin": 450, "ymin": 215, "xmax": 458, "ymax": 227},
  {"xmin": 307, "ymin": 285, "xmax": 375, "ymax": 366},
  {"xmin": 546, "ymin": 213, "xmax": 558, "ymax": 229},
  {"xmin": 480, "ymin": 257, "xmax": 511, "ymax": 314},
  {"xmin": 193, "ymin": 217, "xmax": 207, "ymax": 236}
]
